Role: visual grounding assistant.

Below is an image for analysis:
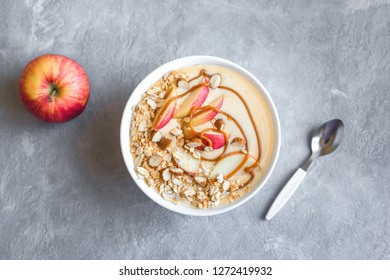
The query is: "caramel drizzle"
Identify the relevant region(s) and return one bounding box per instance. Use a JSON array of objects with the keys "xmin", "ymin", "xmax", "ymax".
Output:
[
  {"xmin": 187, "ymin": 69, "xmax": 210, "ymax": 83},
  {"xmin": 186, "ymin": 105, "xmax": 255, "ymax": 184},
  {"xmin": 219, "ymin": 86, "xmax": 261, "ymax": 178},
  {"xmin": 154, "ymin": 69, "xmax": 262, "ymax": 187},
  {"xmin": 153, "ymin": 83, "xmax": 208, "ymax": 130}
]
